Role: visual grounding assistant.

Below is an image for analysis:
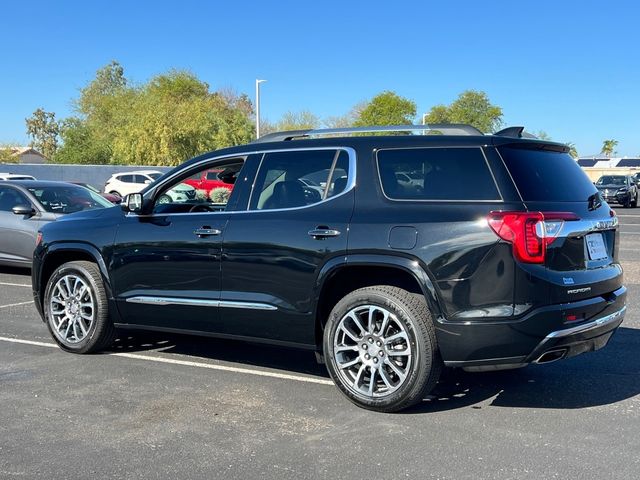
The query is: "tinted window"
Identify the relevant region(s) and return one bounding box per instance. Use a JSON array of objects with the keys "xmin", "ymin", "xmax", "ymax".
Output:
[
  {"xmin": 377, "ymin": 147, "xmax": 499, "ymax": 200},
  {"xmin": 499, "ymin": 146, "xmax": 597, "ymax": 202},
  {"xmin": 596, "ymin": 176, "xmax": 626, "ymax": 186},
  {"xmin": 251, "ymin": 150, "xmax": 349, "ymax": 210},
  {"xmin": 119, "ymin": 175, "xmax": 134, "ymax": 183},
  {"xmin": 27, "ymin": 185, "xmax": 112, "ymax": 213},
  {"xmin": 0, "ymin": 187, "xmax": 29, "ymax": 212}
]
